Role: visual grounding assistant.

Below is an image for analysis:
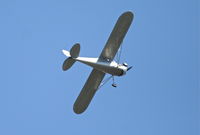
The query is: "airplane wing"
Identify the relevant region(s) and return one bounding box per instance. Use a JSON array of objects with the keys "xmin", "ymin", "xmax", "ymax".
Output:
[
  {"xmin": 99, "ymin": 11, "xmax": 133, "ymax": 61},
  {"xmin": 73, "ymin": 69, "xmax": 105, "ymax": 114}
]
